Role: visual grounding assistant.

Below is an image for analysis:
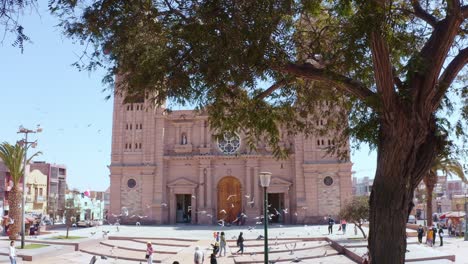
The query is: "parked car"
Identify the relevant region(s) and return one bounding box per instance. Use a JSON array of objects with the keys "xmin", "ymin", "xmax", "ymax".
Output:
[
  {"xmin": 407, "ymin": 215, "xmax": 417, "ymax": 224},
  {"xmin": 76, "ymin": 220, "xmax": 91, "ymax": 227}
]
